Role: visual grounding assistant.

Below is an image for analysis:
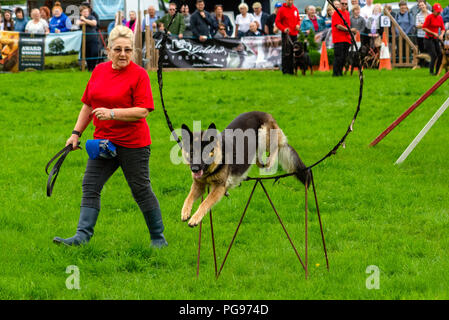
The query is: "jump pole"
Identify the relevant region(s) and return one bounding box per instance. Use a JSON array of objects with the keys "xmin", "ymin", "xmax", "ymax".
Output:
[
  {"xmin": 395, "ymin": 97, "xmax": 449, "ymax": 164},
  {"xmin": 370, "ymin": 71, "xmax": 449, "ymax": 147}
]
